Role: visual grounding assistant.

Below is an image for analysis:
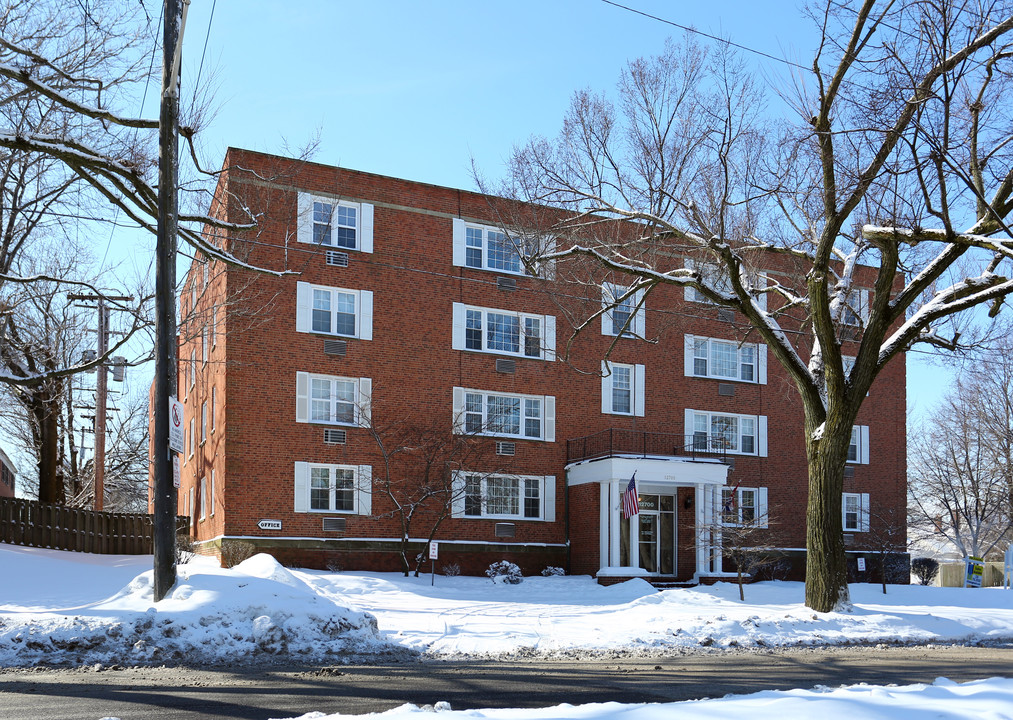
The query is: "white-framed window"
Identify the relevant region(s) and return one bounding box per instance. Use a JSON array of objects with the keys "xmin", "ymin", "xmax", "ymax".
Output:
[
  {"xmin": 841, "ymin": 288, "xmax": 871, "ymax": 327},
  {"xmin": 297, "ymin": 192, "xmax": 374, "ymax": 253},
  {"xmin": 296, "ymin": 282, "xmax": 373, "ymax": 340},
  {"xmin": 189, "ymin": 486, "xmax": 195, "ymax": 524},
  {"xmin": 684, "ymin": 335, "xmax": 767, "ymax": 384},
  {"xmin": 685, "ymin": 409, "xmax": 768, "ymax": 456},
  {"xmin": 452, "ymin": 219, "xmax": 544, "ymax": 275},
  {"xmin": 200, "ymin": 401, "xmax": 207, "ymax": 444},
  {"xmin": 210, "ymin": 386, "xmax": 216, "ymax": 433},
  {"xmin": 188, "ymin": 417, "xmax": 195, "ymax": 458},
  {"xmin": 209, "ymin": 469, "xmax": 215, "ymax": 516},
  {"xmin": 199, "ymin": 476, "xmax": 207, "ymax": 520},
  {"xmin": 451, "ymin": 303, "xmax": 556, "ymax": 360},
  {"xmin": 202, "ymin": 325, "xmax": 209, "ymax": 365},
  {"xmin": 211, "ymin": 306, "xmax": 218, "ymax": 348},
  {"xmin": 201, "ymin": 260, "xmax": 208, "ymax": 289},
  {"xmin": 295, "ymin": 372, "xmax": 372, "ymax": 427},
  {"xmin": 848, "ymin": 425, "xmax": 870, "ymax": 464},
  {"xmin": 684, "ymin": 259, "xmax": 768, "ymax": 310},
  {"xmin": 721, "ymin": 486, "xmax": 768, "ymax": 527},
  {"xmin": 843, "ymin": 492, "xmax": 870, "ymax": 532},
  {"xmin": 453, "ymin": 387, "xmax": 555, "ymax": 442},
  {"xmin": 601, "ymin": 283, "xmax": 646, "ymax": 337},
  {"xmin": 293, "ymin": 462, "xmax": 372, "ymax": 515},
  {"xmin": 451, "ymin": 471, "xmax": 556, "ymax": 521},
  {"xmin": 601, "ymin": 361, "xmax": 645, "ymax": 416},
  {"xmin": 189, "ymin": 350, "xmax": 196, "ymax": 390}
]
